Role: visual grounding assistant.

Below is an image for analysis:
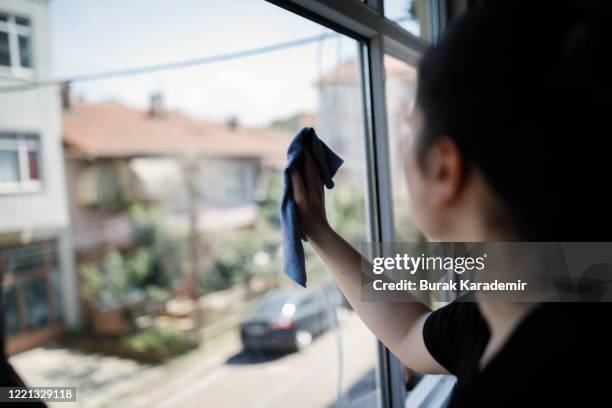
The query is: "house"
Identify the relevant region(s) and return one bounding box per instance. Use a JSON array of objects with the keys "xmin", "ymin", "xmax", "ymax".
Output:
[
  {"xmin": 317, "ymin": 55, "xmax": 420, "ymax": 243},
  {"xmin": 0, "ymin": 0, "xmax": 79, "ymax": 355},
  {"xmin": 61, "ymin": 92, "xmax": 290, "ymax": 304},
  {"xmin": 316, "ymin": 56, "xmax": 417, "ymax": 182}
]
